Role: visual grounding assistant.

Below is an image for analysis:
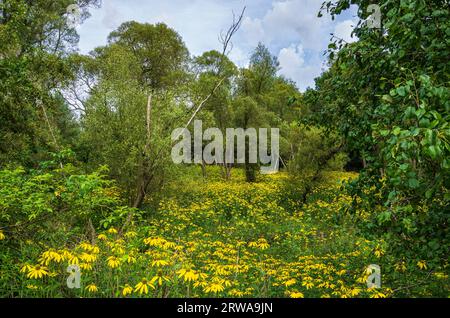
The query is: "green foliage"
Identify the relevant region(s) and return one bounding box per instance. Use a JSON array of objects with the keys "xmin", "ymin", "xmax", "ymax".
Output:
[
  {"xmin": 306, "ymin": 0, "xmax": 449, "ymax": 265},
  {"xmin": 2, "ymin": 0, "xmax": 448, "ymax": 299},
  {"xmin": 0, "ymin": 164, "xmax": 134, "ymax": 242},
  {"xmin": 72, "ymin": 22, "xmax": 191, "ymax": 204},
  {"xmin": 193, "ymin": 50, "xmax": 237, "ymax": 131},
  {"xmin": 0, "ymin": 0, "xmax": 98, "ymax": 167},
  {"xmin": 287, "ymin": 125, "xmax": 345, "ymax": 177},
  {"xmin": 0, "ymin": 162, "xmax": 138, "ymax": 297},
  {"xmin": 107, "ymin": 21, "xmax": 189, "ymax": 90}
]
